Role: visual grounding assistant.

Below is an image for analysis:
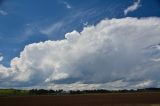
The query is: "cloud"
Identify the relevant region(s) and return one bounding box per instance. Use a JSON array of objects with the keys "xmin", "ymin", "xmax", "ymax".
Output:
[
  {"xmin": 0, "ymin": 9, "xmax": 7, "ymax": 16},
  {"xmin": 134, "ymin": 80, "xmax": 156, "ymax": 89},
  {"xmin": 0, "ymin": 53, "xmax": 3, "ymax": 62},
  {"xmin": 40, "ymin": 22, "xmax": 64, "ymax": 36},
  {"xmin": 0, "ymin": 17, "xmax": 160, "ymax": 90},
  {"xmin": 83, "ymin": 22, "xmax": 88, "ymax": 26},
  {"xmin": 124, "ymin": 0, "xmax": 141, "ymax": 16},
  {"xmin": 60, "ymin": 1, "xmax": 72, "ymax": 9},
  {"xmin": 0, "ymin": 56, "xmax": 3, "ymax": 62}
]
